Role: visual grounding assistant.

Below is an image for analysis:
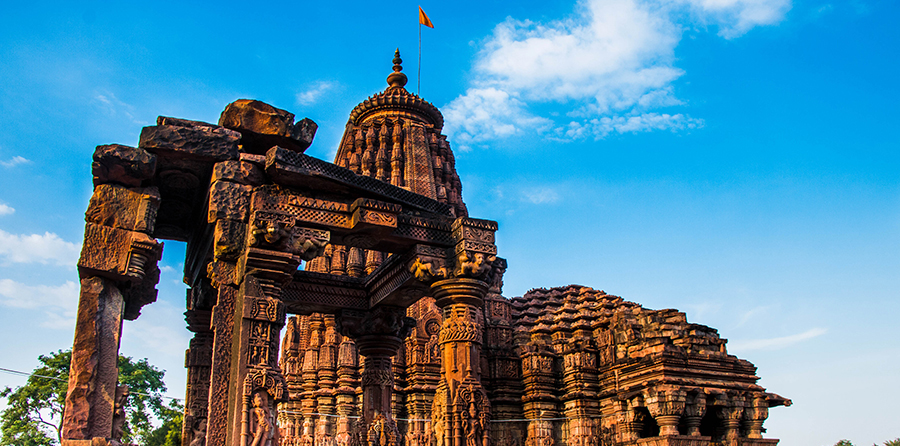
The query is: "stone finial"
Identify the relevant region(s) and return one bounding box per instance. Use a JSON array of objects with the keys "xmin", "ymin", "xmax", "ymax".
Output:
[{"xmin": 387, "ymin": 49, "xmax": 408, "ymax": 88}]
